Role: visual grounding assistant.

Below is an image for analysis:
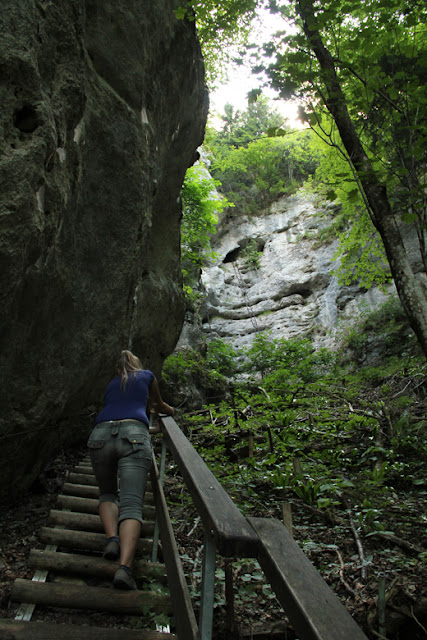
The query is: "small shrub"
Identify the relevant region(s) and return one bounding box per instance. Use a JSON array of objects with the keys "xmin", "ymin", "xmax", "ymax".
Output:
[
  {"xmin": 240, "ymin": 239, "xmax": 262, "ymax": 270},
  {"xmin": 206, "ymin": 339, "xmax": 238, "ymax": 377}
]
